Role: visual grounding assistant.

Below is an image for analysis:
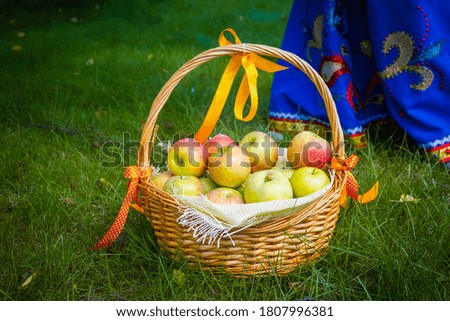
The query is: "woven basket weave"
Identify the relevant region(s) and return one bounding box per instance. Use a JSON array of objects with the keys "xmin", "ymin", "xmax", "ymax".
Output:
[{"xmin": 137, "ymin": 43, "xmax": 347, "ymax": 276}]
